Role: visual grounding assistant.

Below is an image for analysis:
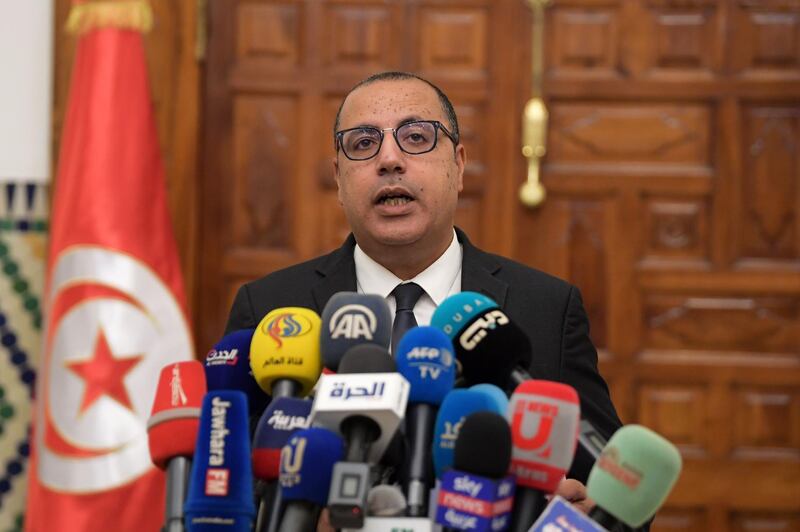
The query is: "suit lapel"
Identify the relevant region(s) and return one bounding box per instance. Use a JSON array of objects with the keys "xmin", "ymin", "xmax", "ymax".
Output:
[
  {"xmin": 456, "ymin": 228, "xmax": 508, "ymax": 307},
  {"xmin": 310, "ymin": 234, "xmax": 358, "ymax": 313}
]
